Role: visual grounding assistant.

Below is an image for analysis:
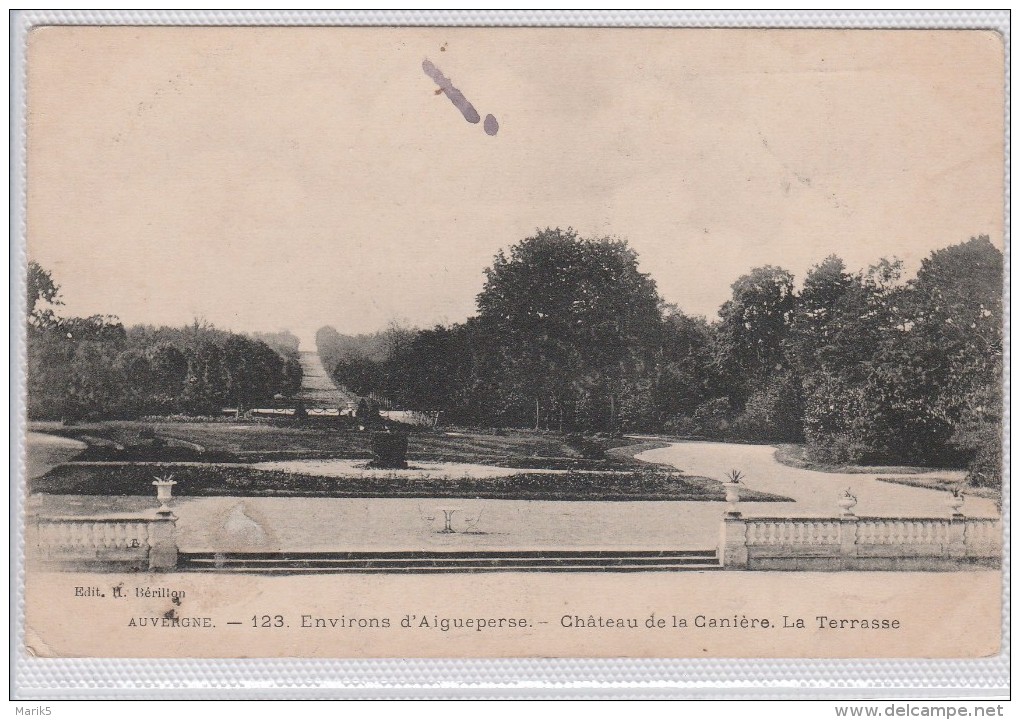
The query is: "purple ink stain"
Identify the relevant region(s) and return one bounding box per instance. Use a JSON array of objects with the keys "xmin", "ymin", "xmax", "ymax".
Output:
[
  {"xmin": 422, "ymin": 58, "xmax": 480, "ymax": 124},
  {"xmin": 483, "ymin": 114, "xmax": 499, "ymax": 136}
]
